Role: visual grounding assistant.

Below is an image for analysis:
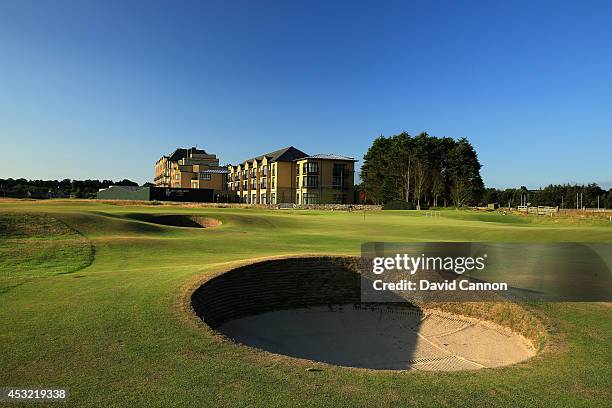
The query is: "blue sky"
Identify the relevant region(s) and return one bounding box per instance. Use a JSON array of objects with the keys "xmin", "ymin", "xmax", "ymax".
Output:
[{"xmin": 0, "ymin": 0, "xmax": 610, "ymax": 188}]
